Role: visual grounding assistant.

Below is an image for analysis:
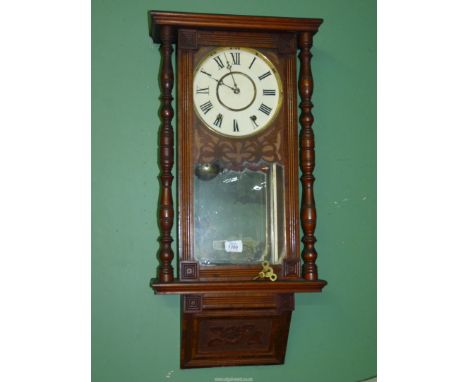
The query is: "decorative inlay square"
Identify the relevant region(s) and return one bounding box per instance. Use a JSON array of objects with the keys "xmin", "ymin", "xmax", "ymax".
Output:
[
  {"xmin": 180, "ymin": 261, "xmax": 199, "ymax": 280},
  {"xmin": 282, "ymin": 258, "xmax": 301, "ymax": 278},
  {"xmin": 178, "ymin": 29, "xmax": 197, "ymax": 50},
  {"xmin": 184, "ymin": 295, "xmax": 202, "ymax": 313},
  {"xmin": 277, "ymin": 33, "xmax": 296, "ymax": 54}
]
